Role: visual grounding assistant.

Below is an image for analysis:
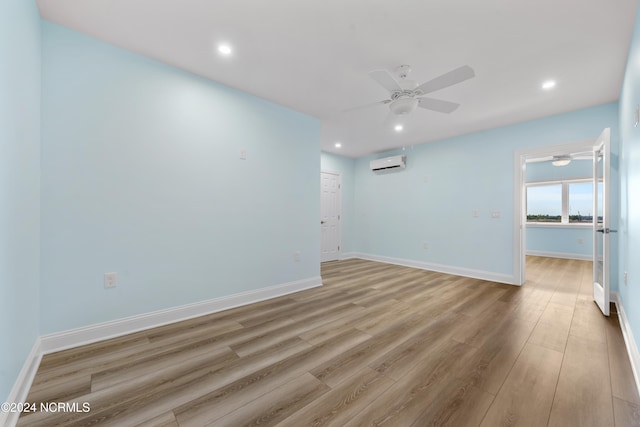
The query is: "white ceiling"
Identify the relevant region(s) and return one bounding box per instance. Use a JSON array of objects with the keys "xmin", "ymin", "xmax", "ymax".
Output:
[{"xmin": 37, "ymin": 0, "xmax": 637, "ymax": 158}]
